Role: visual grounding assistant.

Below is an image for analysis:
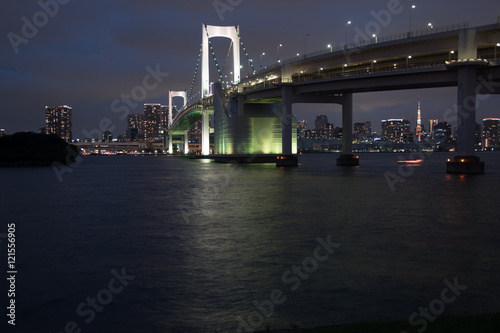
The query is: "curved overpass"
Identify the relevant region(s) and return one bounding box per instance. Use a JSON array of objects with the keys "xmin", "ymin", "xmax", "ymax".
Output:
[{"xmin": 169, "ymin": 96, "xmax": 214, "ymax": 135}]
